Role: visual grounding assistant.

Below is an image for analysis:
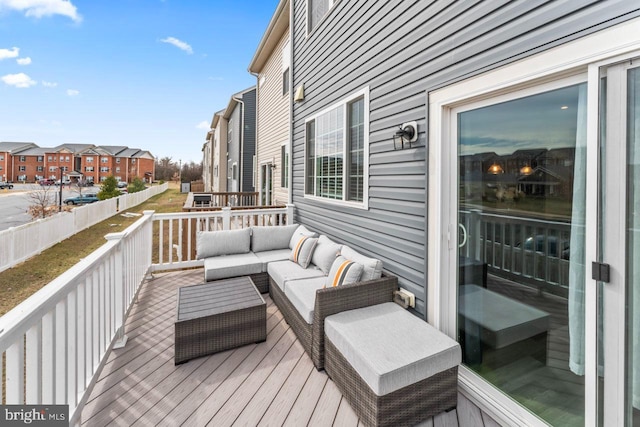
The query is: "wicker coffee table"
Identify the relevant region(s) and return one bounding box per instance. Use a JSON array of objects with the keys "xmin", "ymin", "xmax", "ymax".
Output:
[{"xmin": 174, "ymin": 276, "xmax": 266, "ymax": 365}]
